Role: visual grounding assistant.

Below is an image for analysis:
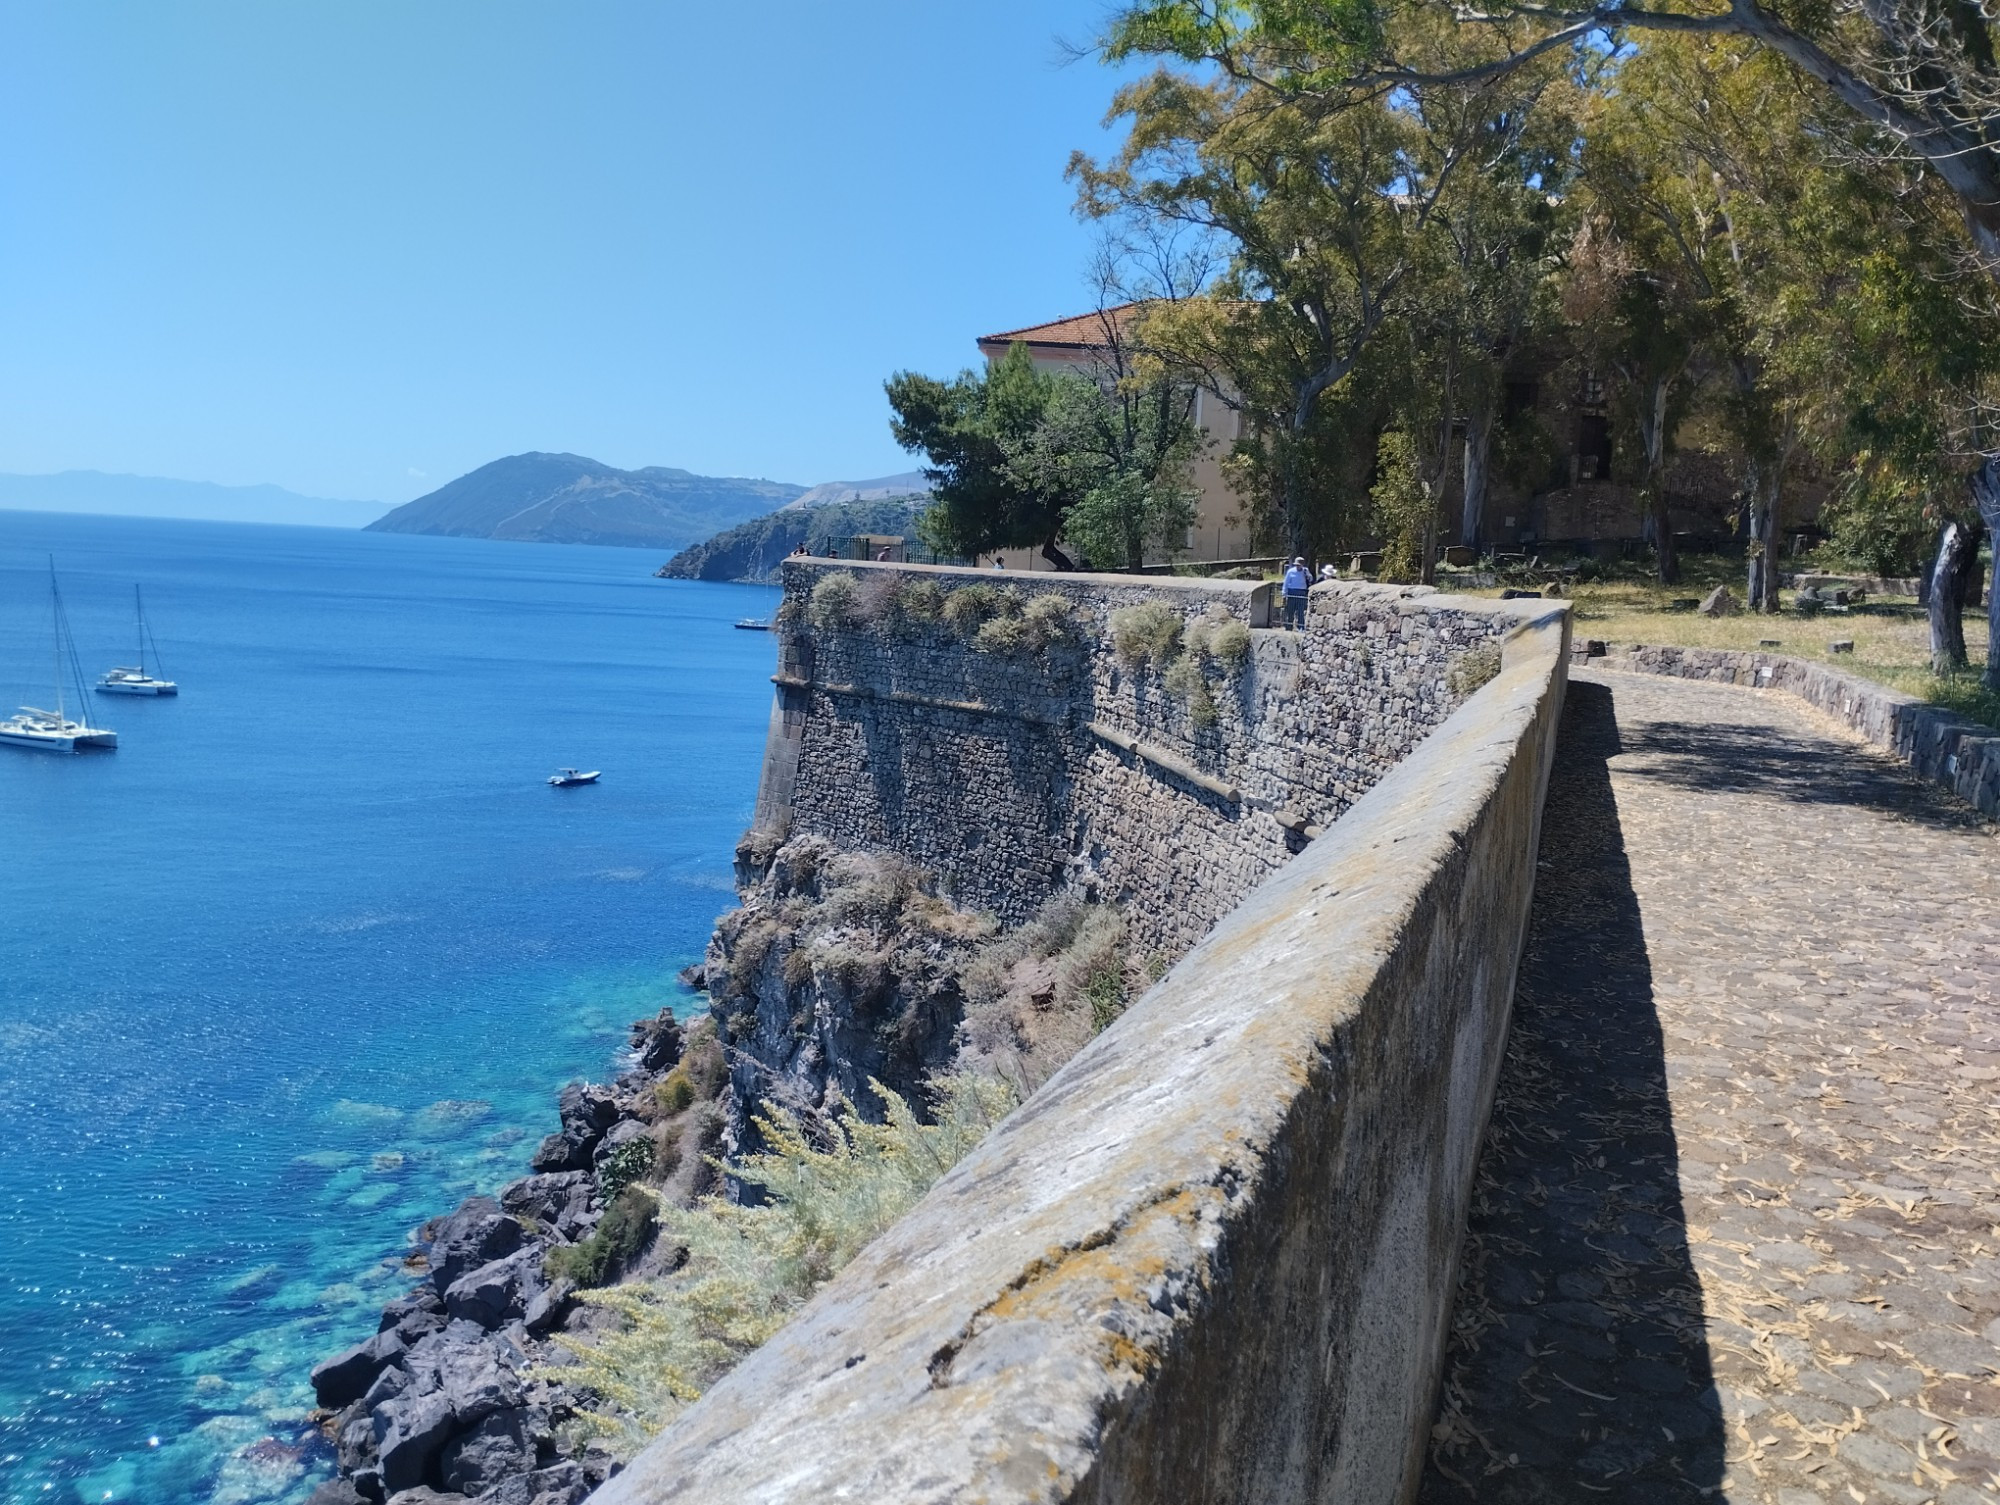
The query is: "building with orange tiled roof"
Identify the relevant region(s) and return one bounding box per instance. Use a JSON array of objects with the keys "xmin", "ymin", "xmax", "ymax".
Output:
[{"xmin": 972, "ymin": 303, "xmax": 1255, "ymax": 570}]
